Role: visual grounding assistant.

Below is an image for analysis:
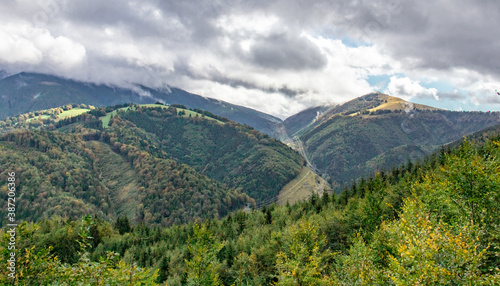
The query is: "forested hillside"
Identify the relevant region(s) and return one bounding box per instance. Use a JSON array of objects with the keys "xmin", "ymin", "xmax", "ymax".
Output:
[
  {"xmin": 0, "ymin": 129, "xmax": 251, "ymax": 226},
  {"xmin": 0, "ymin": 104, "xmax": 303, "ymax": 225},
  {"xmin": 286, "ymin": 93, "xmax": 500, "ymax": 187},
  {"xmin": 2, "ymin": 125, "xmax": 499, "ymax": 285},
  {"xmin": 113, "ymin": 106, "xmax": 304, "ymax": 203}
]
